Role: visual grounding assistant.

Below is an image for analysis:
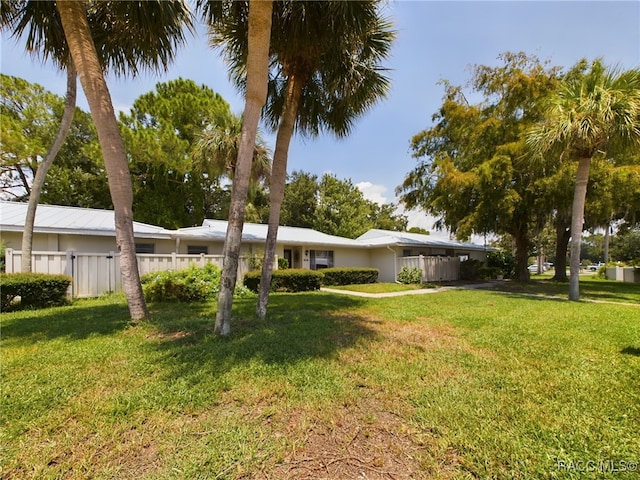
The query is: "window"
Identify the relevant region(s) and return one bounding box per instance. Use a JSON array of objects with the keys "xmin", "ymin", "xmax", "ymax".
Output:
[
  {"xmin": 135, "ymin": 243, "xmax": 155, "ymax": 254},
  {"xmin": 187, "ymin": 245, "xmax": 208, "ymax": 255},
  {"xmin": 309, "ymin": 250, "xmax": 334, "ymax": 270},
  {"xmin": 402, "ymin": 249, "xmax": 412, "ymax": 257}
]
